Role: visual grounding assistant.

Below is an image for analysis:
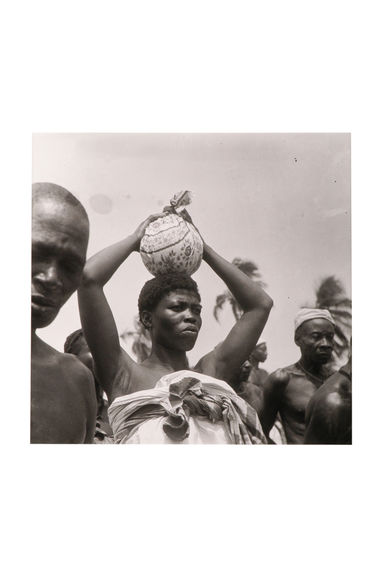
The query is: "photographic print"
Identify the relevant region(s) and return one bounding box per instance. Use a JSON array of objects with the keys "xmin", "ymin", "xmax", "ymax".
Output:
[{"xmin": 31, "ymin": 133, "xmax": 351, "ymax": 445}]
